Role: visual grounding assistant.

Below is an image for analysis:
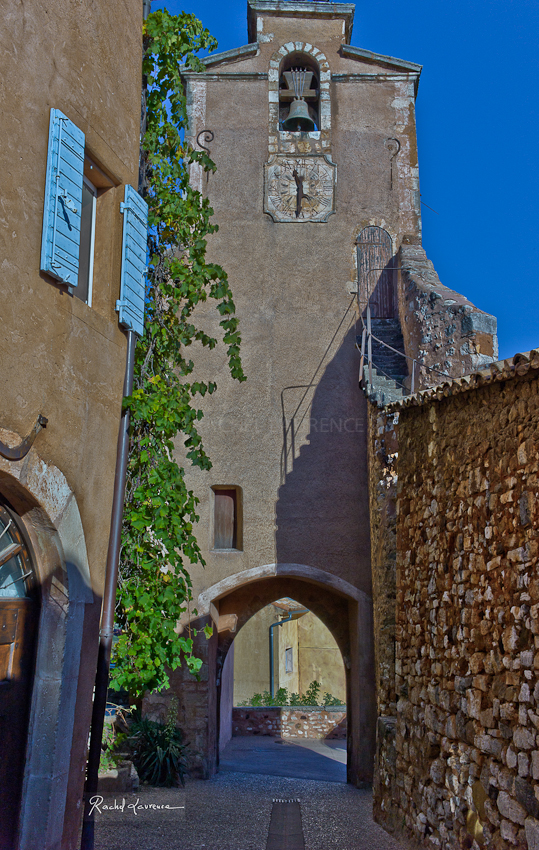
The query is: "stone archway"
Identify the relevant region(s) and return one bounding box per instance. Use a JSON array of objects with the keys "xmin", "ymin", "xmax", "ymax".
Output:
[
  {"xmin": 0, "ymin": 428, "xmax": 92, "ymax": 850},
  {"xmin": 203, "ymin": 564, "xmax": 375, "ymax": 786}
]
